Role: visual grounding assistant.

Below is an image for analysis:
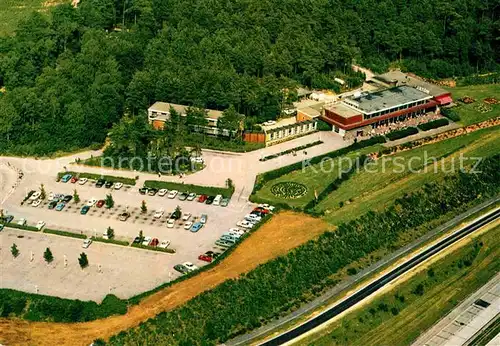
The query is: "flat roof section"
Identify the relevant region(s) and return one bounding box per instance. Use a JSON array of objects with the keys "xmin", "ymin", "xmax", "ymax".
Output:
[
  {"xmin": 345, "ymin": 86, "xmax": 432, "ymax": 114},
  {"xmin": 376, "ymin": 70, "xmax": 449, "ymax": 97},
  {"xmin": 324, "ymin": 103, "xmax": 361, "ymax": 118},
  {"xmin": 149, "ymin": 102, "xmax": 224, "ymax": 120}
]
